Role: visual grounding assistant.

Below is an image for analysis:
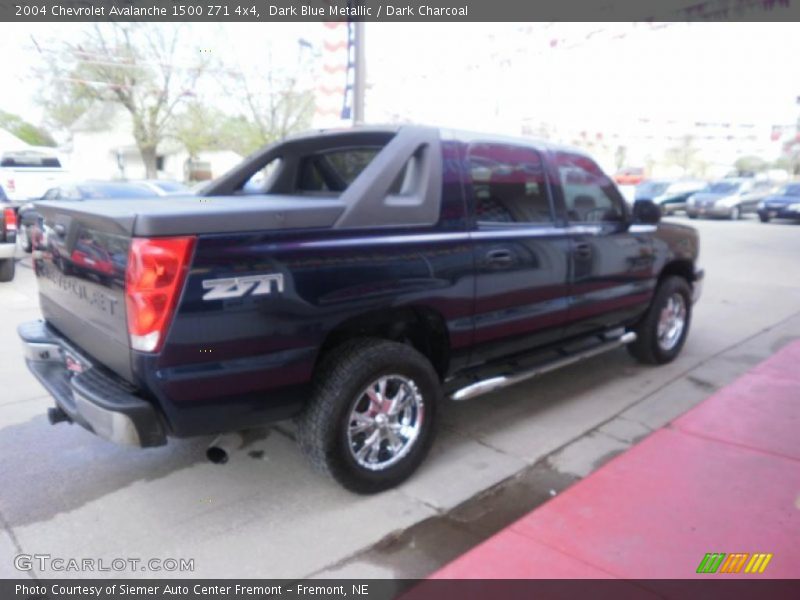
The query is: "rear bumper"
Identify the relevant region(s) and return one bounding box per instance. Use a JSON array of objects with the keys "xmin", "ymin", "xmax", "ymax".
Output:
[
  {"xmin": 0, "ymin": 243, "xmax": 15, "ymax": 259},
  {"xmin": 659, "ymin": 202, "xmax": 686, "ymax": 214},
  {"xmin": 758, "ymin": 207, "xmax": 800, "ymax": 220},
  {"xmin": 692, "ymin": 268, "xmax": 704, "ymax": 304},
  {"xmin": 686, "ymin": 205, "xmax": 735, "ymax": 218},
  {"xmin": 18, "ymin": 320, "xmax": 166, "ymax": 447}
]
